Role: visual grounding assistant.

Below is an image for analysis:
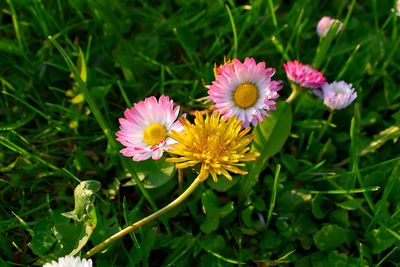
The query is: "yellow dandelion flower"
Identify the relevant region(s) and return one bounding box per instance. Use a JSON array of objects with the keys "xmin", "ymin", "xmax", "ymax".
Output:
[{"xmin": 166, "ymin": 111, "xmax": 260, "ymax": 182}]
